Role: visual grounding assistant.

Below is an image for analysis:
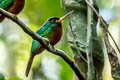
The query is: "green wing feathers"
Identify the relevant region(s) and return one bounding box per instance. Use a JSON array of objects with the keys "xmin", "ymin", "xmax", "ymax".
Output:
[
  {"xmin": 0, "ymin": 0, "xmax": 14, "ymax": 10},
  {"xmin": 30, "ymin": 25, "xmax": 54, "ymax": 54},
  {"xmin": 30, "ymin": 40, "xmax": 41, "ymax": 54},
  {"xmin": 26, "ymin": 21, "xmax": 55, "ymax": 77}
]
